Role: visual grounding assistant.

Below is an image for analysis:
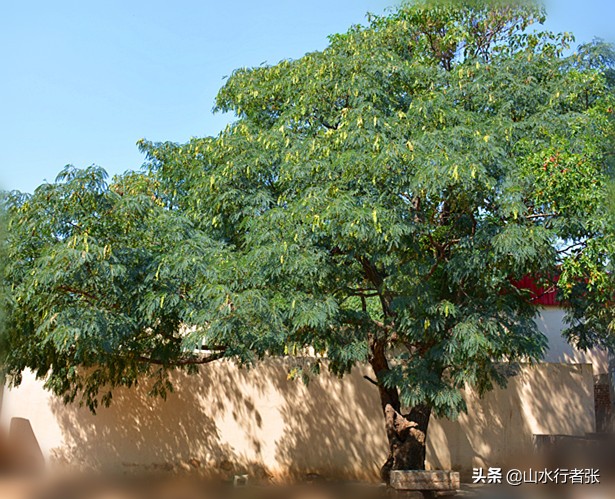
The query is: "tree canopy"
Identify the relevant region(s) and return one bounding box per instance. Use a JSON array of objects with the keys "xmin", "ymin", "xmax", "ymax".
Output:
[{"xmin": 2, "ymin": 0, "xmax": 614, "ymax": 474}]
